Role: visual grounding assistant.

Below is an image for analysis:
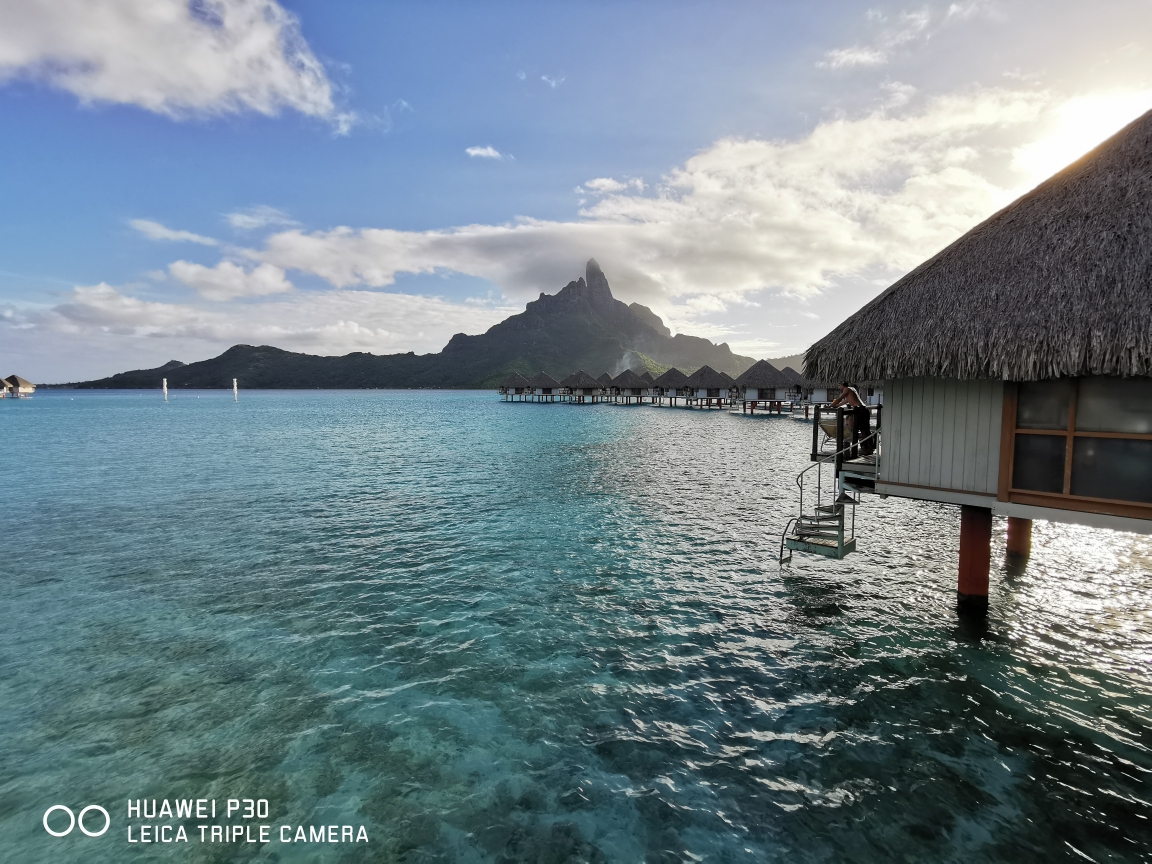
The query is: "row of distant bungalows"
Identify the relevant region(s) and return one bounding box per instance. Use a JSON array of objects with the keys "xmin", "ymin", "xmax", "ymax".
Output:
[
  {"xmin": 499, "ymin": 360, "xmax": 883, "ymax": 407},
  {"xmin": 1, "ymin": 375, "xmax": 35, "ymax": 398}
]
